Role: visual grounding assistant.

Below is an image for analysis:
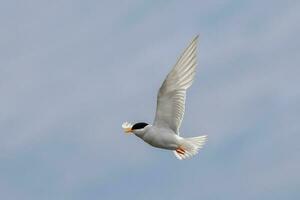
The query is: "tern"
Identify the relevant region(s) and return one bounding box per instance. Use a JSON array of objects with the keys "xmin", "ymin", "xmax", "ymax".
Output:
[{"xmin": 122, "ymin": 36, "xmax": 207, "ymax": 160}]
